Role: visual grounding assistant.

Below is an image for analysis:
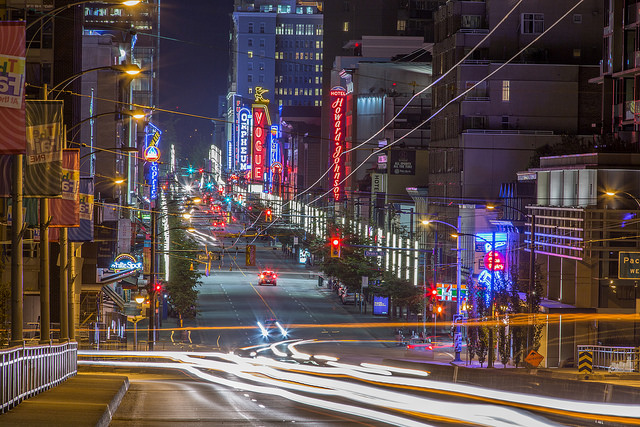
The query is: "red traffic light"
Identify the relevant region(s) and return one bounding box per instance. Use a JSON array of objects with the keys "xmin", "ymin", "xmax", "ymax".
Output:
[
  {"xmin": 266, "ymin": 209, "xmax": 272, "ymax": 215},
  {"xmin": 198, "ymin": 168, "xmax": 204, "ymax": 173},
  {"xmin": 431, "ymin": 289, "xmax": 437, "ymax": 296},
  {"xmin": 330, "ymin": 237, "xmax": 341, "ymax": 257},
  {"xmin": 331, "ymin": 238, "xmax": 340, "ymax": 246},
  {"xmin": 154, "ymin": 283, "xmax": 162, "ymax": 293}
]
